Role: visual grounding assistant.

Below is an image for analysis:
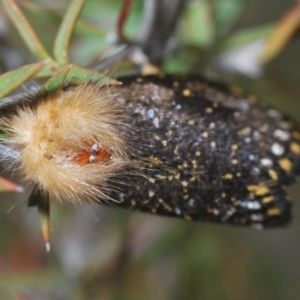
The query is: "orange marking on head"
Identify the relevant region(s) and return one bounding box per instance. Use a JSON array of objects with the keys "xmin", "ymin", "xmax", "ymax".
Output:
[
  {"xmin": 74, "ymin": 151, "xmax": 93, "ymax": 164},
  {"xmin": 95, "ymin": 147, "xmax": 111, "ymax": 162},
  {"xmin": 74, "ymin": 142, "xmax": 110, "ymax": 165}
]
